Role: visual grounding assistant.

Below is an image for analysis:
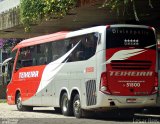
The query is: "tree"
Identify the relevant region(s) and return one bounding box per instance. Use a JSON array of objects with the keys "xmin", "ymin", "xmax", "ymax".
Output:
[
  {"xmin": 19, "ymin": 0, "xmax": 159, "ymax": 31},
  {"xmin": 2, "ymin": 39, "xmax": 22, "ymax": 53},
  {"xmin": 103, "ymin": 0, "xmax": 156, "ymax": 21},
  {"xmin": 20, "ymin": 0, "xmax": 77, "ymax": 32}
]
